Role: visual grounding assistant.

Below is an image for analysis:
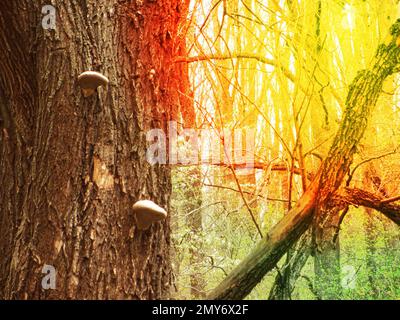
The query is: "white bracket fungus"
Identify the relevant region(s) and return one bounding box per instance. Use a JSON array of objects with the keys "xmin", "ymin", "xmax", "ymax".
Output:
[
  {"xmin": 132, "ymin": 200, "xmax": 167, "ymax": 230},
  {"xmin": 78, "ymin": 71, "xmax": 109, "ymax": 97}
]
